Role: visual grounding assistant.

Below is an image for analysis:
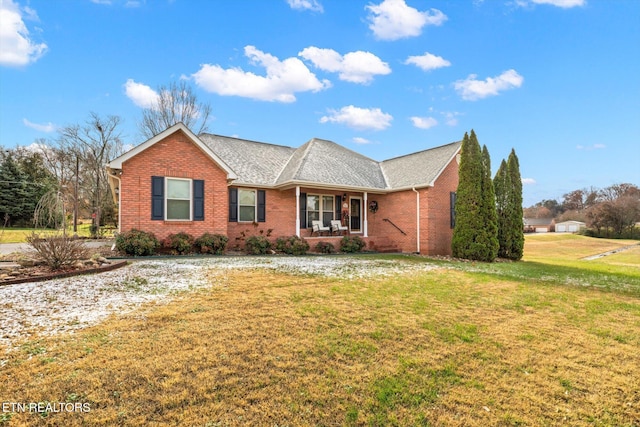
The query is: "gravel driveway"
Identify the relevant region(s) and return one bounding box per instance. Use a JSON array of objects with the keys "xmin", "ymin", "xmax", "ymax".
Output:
[{"xmin": 0, "ymin": 256, "xmax": 438, "ymax": 351}]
